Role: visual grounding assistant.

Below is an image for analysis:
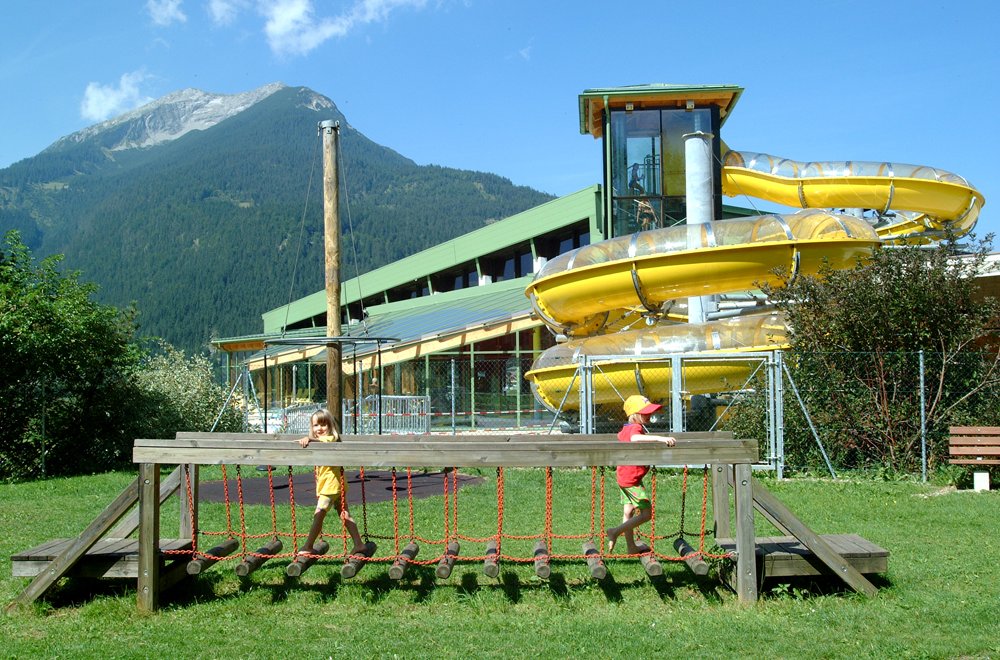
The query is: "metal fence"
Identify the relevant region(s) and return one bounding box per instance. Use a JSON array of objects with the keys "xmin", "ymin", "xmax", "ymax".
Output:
[
  {"xmin": 251, "ymin": 355, "xmax": 551, "ymax": 435},
  {"xmin": 250, "ymin": 350, "xmax": 1000, "ymax": 477},
  {"xmin": 8, "ymin": 348, "xmax": 998, "ymax": 481},
  {"xmin": 248, "ymin": 348, "xmax": 1000, "ymax": 477}
]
